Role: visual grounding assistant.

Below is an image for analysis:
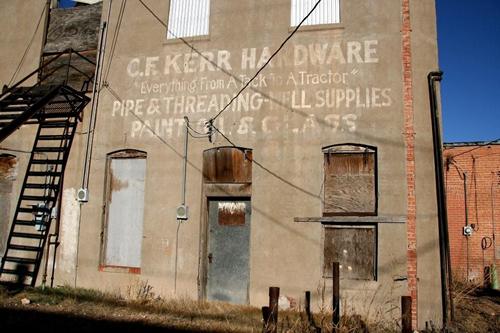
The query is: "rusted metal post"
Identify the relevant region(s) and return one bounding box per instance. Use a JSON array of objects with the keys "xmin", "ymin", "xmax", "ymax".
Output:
[
  {"xmin": 262, "ymin": 306, "xmax": 270, "ymax": 332},
  {"xmin": 305, "ymin": 291, "xmax": 312, "ymax": 322},
  {"xmin": 402, "ymin": 296, "xmax": 412, "ymax": 333},
  {"xmin": 268, "ymin": 287, "xmax": 280, "ymax": 333},
  {"xmin": 332, "ymin": 262, "xmax": 340, "ymax": 330}
]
